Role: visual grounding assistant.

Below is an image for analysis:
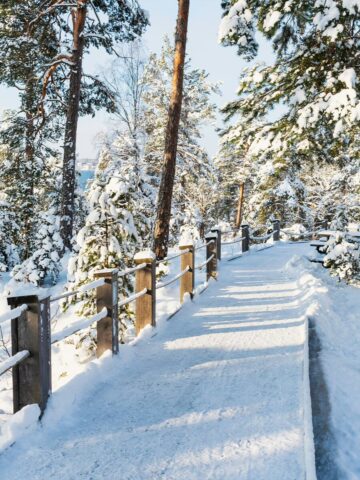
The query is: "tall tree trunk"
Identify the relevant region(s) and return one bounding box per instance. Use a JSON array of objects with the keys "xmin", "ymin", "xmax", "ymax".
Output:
[
  {"xmin": 60, "ymin": 1, "xmax": 87, "ymax": 250},
  {"xmin": 235, "ymin": 183, "xmax": 245, "ymax": 230},
  {"xmin": 153, "ymin": 0, "xmax": 190, "ymax": 259},
  {"xmin": 23, "ymin": 77, "xmax": 36, "ymax": 258}
]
